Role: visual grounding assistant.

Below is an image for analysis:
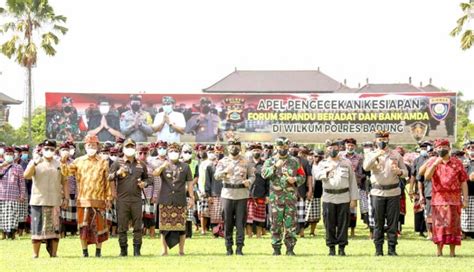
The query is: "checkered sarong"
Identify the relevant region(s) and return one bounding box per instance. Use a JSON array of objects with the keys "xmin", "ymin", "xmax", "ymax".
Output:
[
  {"xmin": 247, "ymin": 198, "xmax": 266, "ymax": 223},
  {"xmin": 142, "ymin": 199, "xmax": 157, "ymax": 219},
  {"xmin": 187, "ymin": 197, "xmax": 196, "ymax": 222},
  {"xmin": 297, "ymin": 199, "xmax": 306, "ymax": 223},
  {"xmin": 462, "ymin": 196, "xmax": 474, "ymax": 232},
  {"xmin": 368, "ymin": 195, "xmax": 375, "ymax": 228},
  {"xmin": 0, "ymin": 200, "xmax": 20, "ymax": 232},
  {"xmin": 18, "ymin": 200, "xmax": 28, "ymax": 223},
  {"xmin": 305, "ymin": 198, "xmax": 321, "ymax": 222},
  {"xmin": 359, "ymin": 189, "xmax": 369, "ymax": 214},
  {"xmin": 209, "ymin": 196, "xmax": 224, "ymax": 224},
  {"xmin": 198, "ymin": 198, "xmax": 209, "ymax": 217},
  {"xmin": 60, "ymin": 197, "xmax": 77, "ymax": 223},
  {"xmin": 105, "ymin": 201, "xmax": 117, "ymax": 224}
]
